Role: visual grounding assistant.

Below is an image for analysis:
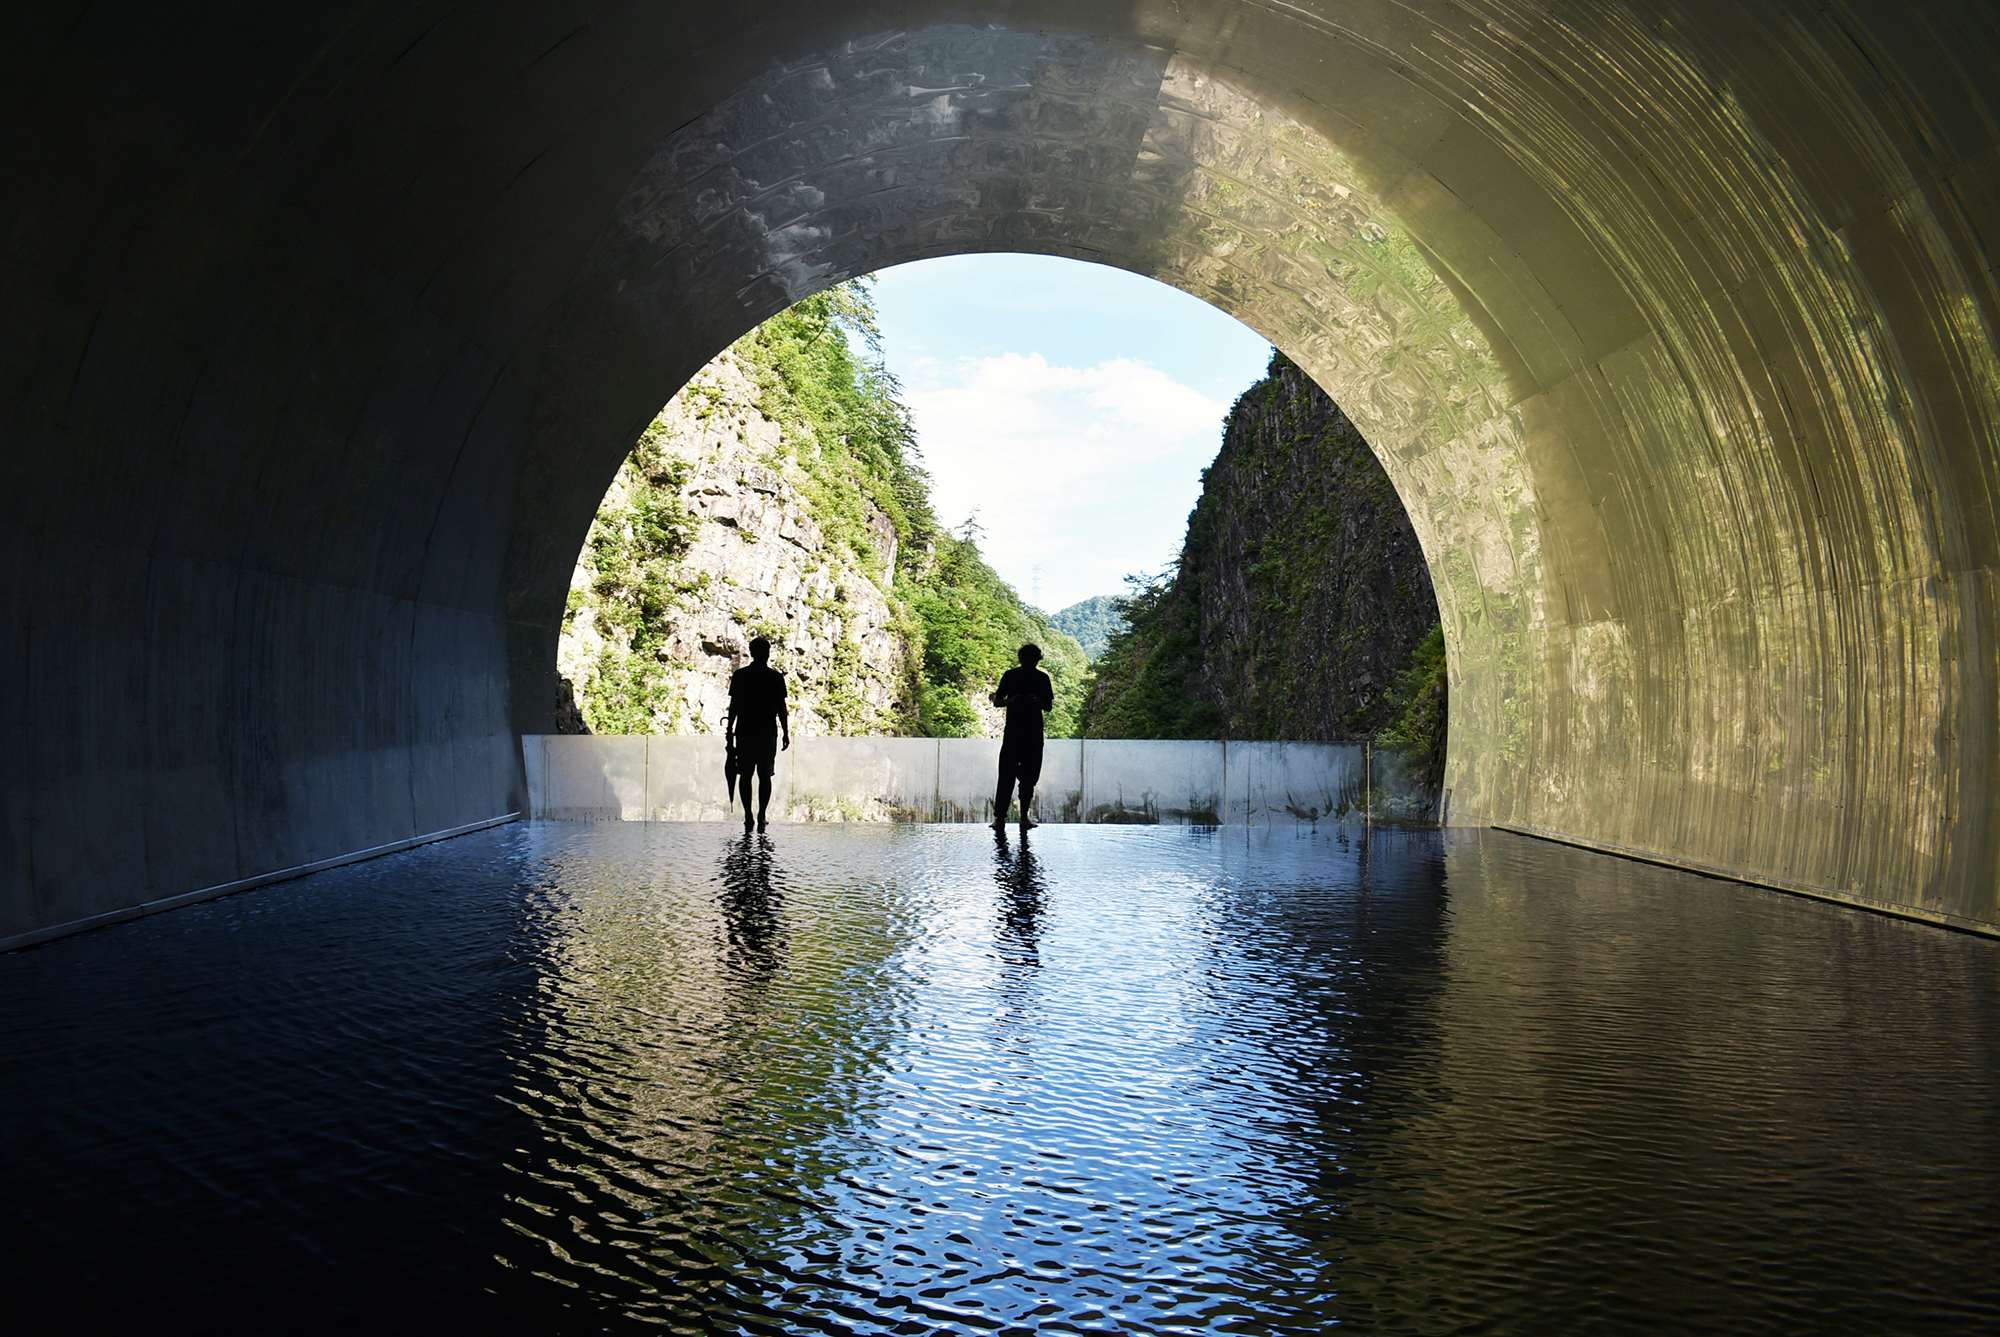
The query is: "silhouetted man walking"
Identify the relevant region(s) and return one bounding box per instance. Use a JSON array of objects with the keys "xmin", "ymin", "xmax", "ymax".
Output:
[
  {"xmin": 990, "ymin": 643, "xmax": 1054, "ymax": 831},
  {"xmin": 727, "ymin": 636, "xmax": 789, "ymax": 832}
]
